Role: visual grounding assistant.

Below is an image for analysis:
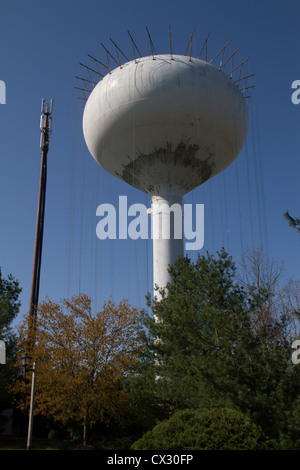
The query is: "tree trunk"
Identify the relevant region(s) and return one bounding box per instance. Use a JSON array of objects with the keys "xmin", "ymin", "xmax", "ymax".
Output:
[{"xmin": 83, "ymin": 409, "xmax": 88, "ymax": 445}]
